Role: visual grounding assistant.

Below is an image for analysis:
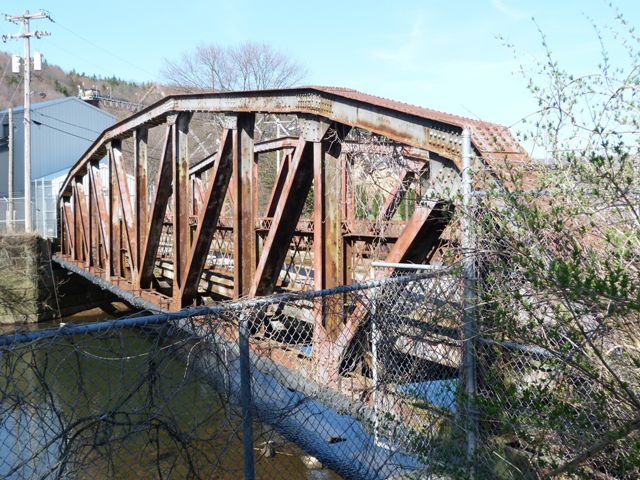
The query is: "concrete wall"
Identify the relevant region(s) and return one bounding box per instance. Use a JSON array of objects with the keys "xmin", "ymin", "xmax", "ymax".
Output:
[
  {"xmin": 0, "ymin": 234, "xmax": 45, "ymax": 323},
  {"xmin": 0, "ymin": 234, "xmax": 117, "ymax": 324}
]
